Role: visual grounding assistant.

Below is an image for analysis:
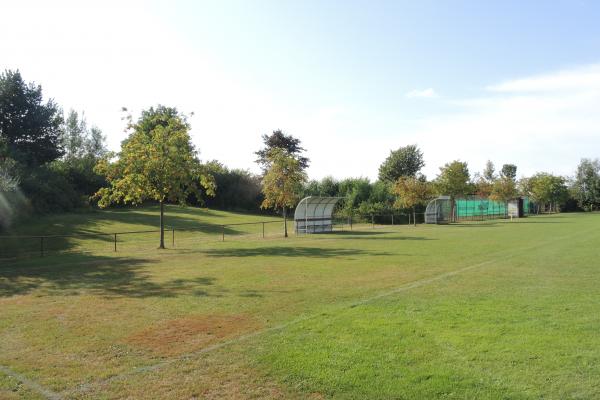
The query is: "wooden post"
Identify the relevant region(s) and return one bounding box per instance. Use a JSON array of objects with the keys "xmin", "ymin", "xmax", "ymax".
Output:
[
  {"xmin": 114, "ymin": 233, "xmax": 117, "ymax": 252},
  {"xmin": 172, "ymin": 228, "xmax": 175, "ymax": 247},
  {"xmin": 159, "ymin": 201, "xmax": 165, "ymax": 249},
  {"xmin": 262, "ymin": 222, "xmax": 265, "ymax": 238}
]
